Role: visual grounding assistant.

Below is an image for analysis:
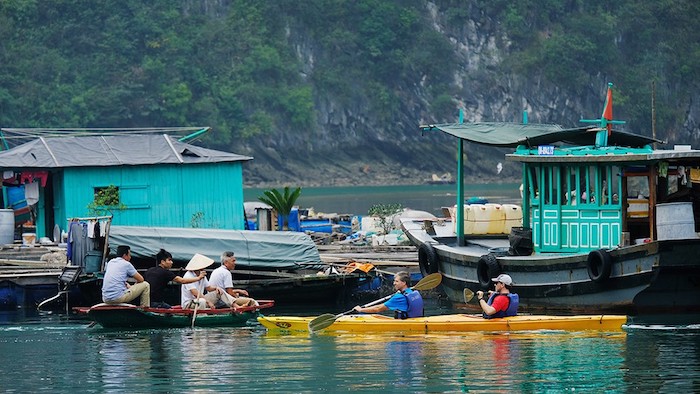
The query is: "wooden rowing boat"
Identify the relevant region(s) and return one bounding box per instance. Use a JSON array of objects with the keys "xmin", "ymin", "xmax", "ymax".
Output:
[
  {"xmin": 76, "ymin": 300, "xmax": 274, "ymax": 329},
  {"xmin": 257, "ymin": 313, "xmax": 627, "ymax": 333}
]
